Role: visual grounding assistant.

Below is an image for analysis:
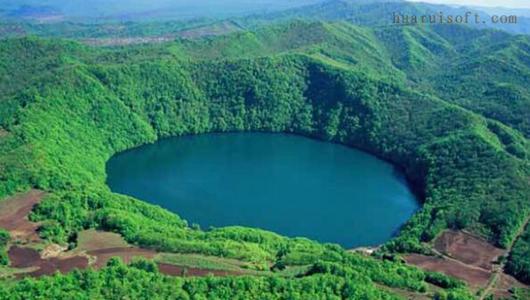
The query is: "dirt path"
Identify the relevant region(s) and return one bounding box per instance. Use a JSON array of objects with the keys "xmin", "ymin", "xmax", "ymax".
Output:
[{"xmin": 478, "ymin": 216, "xmax": 530, "ymax": 300}]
